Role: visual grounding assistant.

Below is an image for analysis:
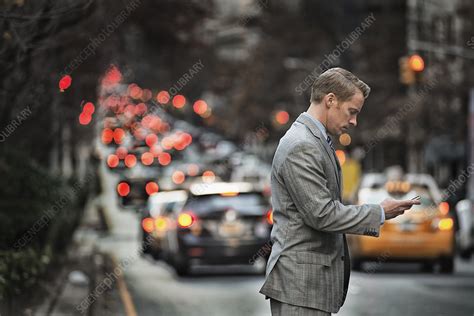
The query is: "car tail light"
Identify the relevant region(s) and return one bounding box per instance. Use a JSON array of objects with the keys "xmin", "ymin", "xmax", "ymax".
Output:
[
  {"xmin": 178, "ymin": 212, "xmax": 196, "ymax": 228},
  {"xmin": 145, "ymin": 181, "xmax": 159, "ymax": 195},
  {"xmin": 439, "ymin": 202, "xmax": 450, "ymax": 216},
  {"xmin": 266, "ymin": 209, "xmax": 273, "ymax": 225},
  {"xmin": 142, "ymin": 217, "xmax": 154, "ymax": 233},
  {"xmin": 117, "ymin": 182, "xmax": 130, "ymax": 197},
  {"xmin": 154, "ymin": 216, "xmax": 167, "ymax": 232}
]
